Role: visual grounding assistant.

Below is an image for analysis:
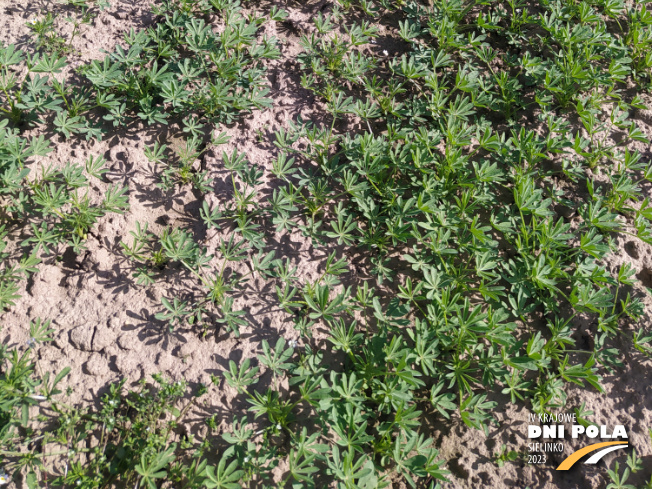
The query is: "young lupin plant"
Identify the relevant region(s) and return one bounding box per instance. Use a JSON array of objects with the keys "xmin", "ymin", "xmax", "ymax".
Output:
[{"xmin": 1, "ymin": 0, "xmax": 652, "ymax": 487}]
